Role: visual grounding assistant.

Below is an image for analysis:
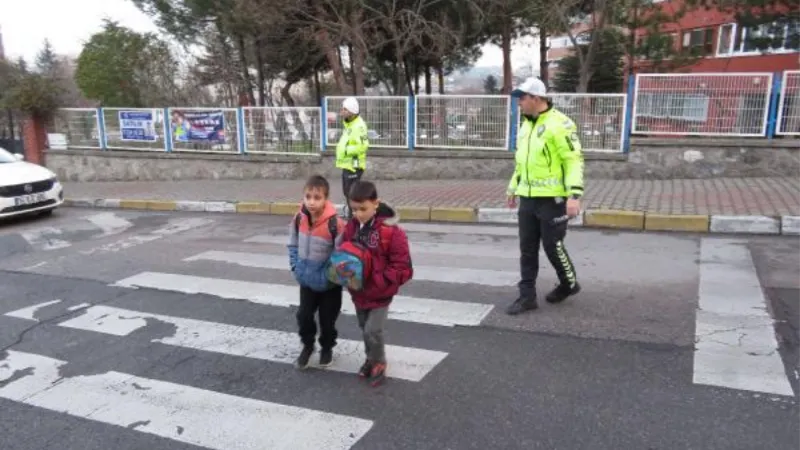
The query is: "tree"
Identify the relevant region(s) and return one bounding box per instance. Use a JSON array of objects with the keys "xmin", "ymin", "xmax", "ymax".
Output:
[
  {"xmin": 553, "ymin": 28, "xmax": 625, "ymax": 92},
  {"xmin": 3, "ymin": 72, "xmax": 63, "ymax": 120},
  {"xmin": 75, "ymin": 20, "xmax": 183, "ymax": 106},
  {"xmin": 483, "ymin": 74, "xmax": 500, "ymax": 94},
  {"xmin": 35, "ymin": 39, "xmax": 59, "ymax": 77}
]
